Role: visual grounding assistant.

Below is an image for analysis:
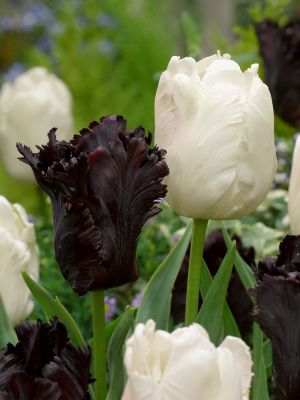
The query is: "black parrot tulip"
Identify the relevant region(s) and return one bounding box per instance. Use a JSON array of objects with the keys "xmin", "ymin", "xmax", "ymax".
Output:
[
  {"xmin": 0, "ymin": 318, "xmax": 92, "ymax": 400},
  {"xmin": 251, "ymin": 235, "xmax": 300, "ymax": 400},
  {"xmin": 17, "ymin": 115, "xmax": 169, "ymax": 295}
]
